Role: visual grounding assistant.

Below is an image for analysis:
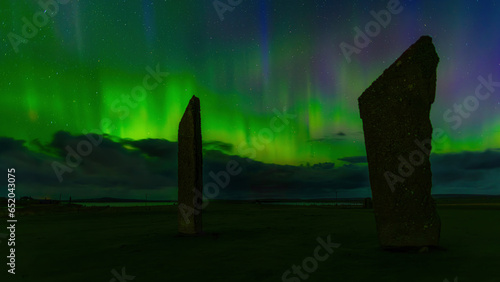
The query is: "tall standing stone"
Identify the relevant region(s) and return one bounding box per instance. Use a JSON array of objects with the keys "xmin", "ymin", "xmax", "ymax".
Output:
[
  {"xmin": 178, "ymin": 95, "xmax": 203, "ymax": 235},
  {"xmin": 358, "ymin": 36, "xmax": 441, "ymax": 249}
]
